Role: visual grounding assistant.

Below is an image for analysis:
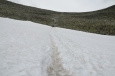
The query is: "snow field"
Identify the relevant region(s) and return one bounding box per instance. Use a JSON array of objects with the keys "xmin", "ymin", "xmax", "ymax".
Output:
[
  {"xmin": 0, "ymin": 17, "xmax": 52, "ymax": 76},
  {"xmin": 0, "ymin": 17, "xmax": 115, "ymax": 76},
  {"xmin": 51, "ymin": 28, "xmax": 115, "ymax": 76}
]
